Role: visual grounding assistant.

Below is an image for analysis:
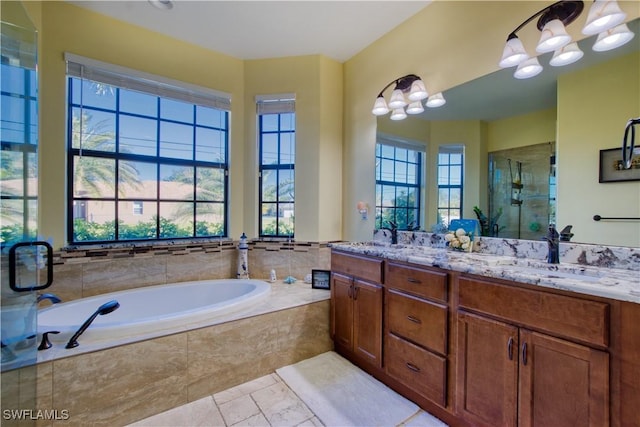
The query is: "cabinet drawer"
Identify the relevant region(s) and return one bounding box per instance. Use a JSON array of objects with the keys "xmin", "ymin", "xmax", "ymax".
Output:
[
  {"xmin": 458, "ymin": 276, "xmax": 609, "ymax": 347},
  {"xmin": 386, "ymin": 262, "xmax": 447, "ymax": 302},
  {"xmin": 331, "ymin": 251, "xmax": 383, "ymax": 283},
  {"xmin": 386, "ymin": 289, "xmax": 447, "ymax": 355},
  {"xmin": 386, "ymin": 333, "xmax": 447, "ymax": 407}
]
